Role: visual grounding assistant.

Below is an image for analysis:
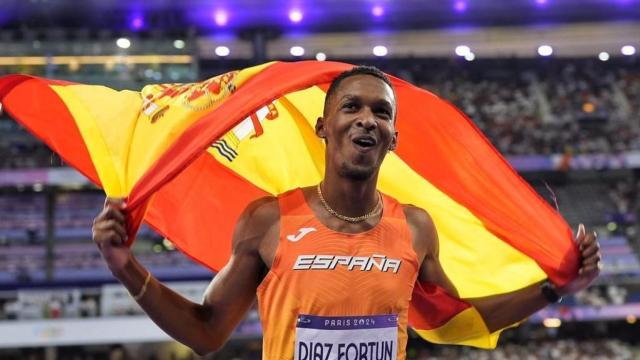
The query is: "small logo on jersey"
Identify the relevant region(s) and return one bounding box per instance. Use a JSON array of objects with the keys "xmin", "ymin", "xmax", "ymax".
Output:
[
  {"xmin": 293, "ymin": 254, "xmax": 401, "ymax": 273},
  {"xmin": 287, "ymin": 227, "xmax": 317, "ymax": 242}
]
